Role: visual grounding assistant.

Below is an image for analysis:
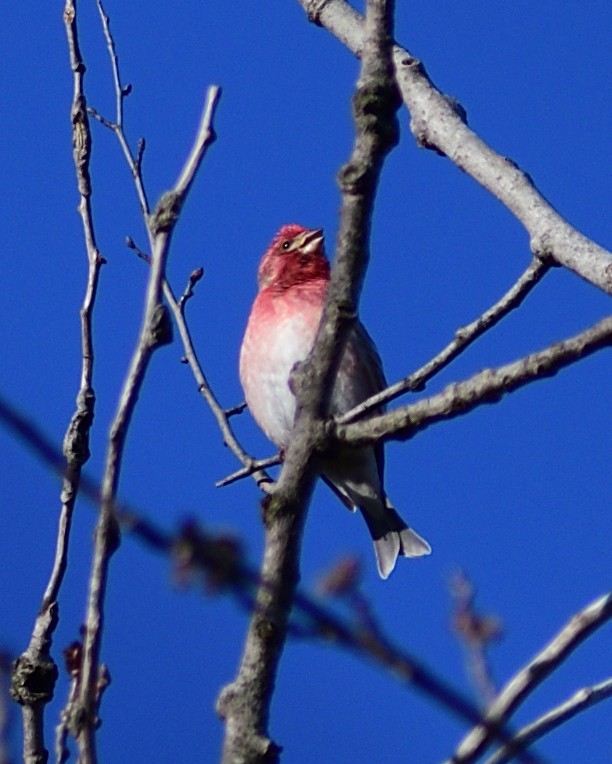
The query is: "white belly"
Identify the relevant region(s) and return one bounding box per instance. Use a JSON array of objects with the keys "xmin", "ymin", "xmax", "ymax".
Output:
[{"xmin": 240, "ymin": 308, "xmax": 319, "ymax": 448}]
